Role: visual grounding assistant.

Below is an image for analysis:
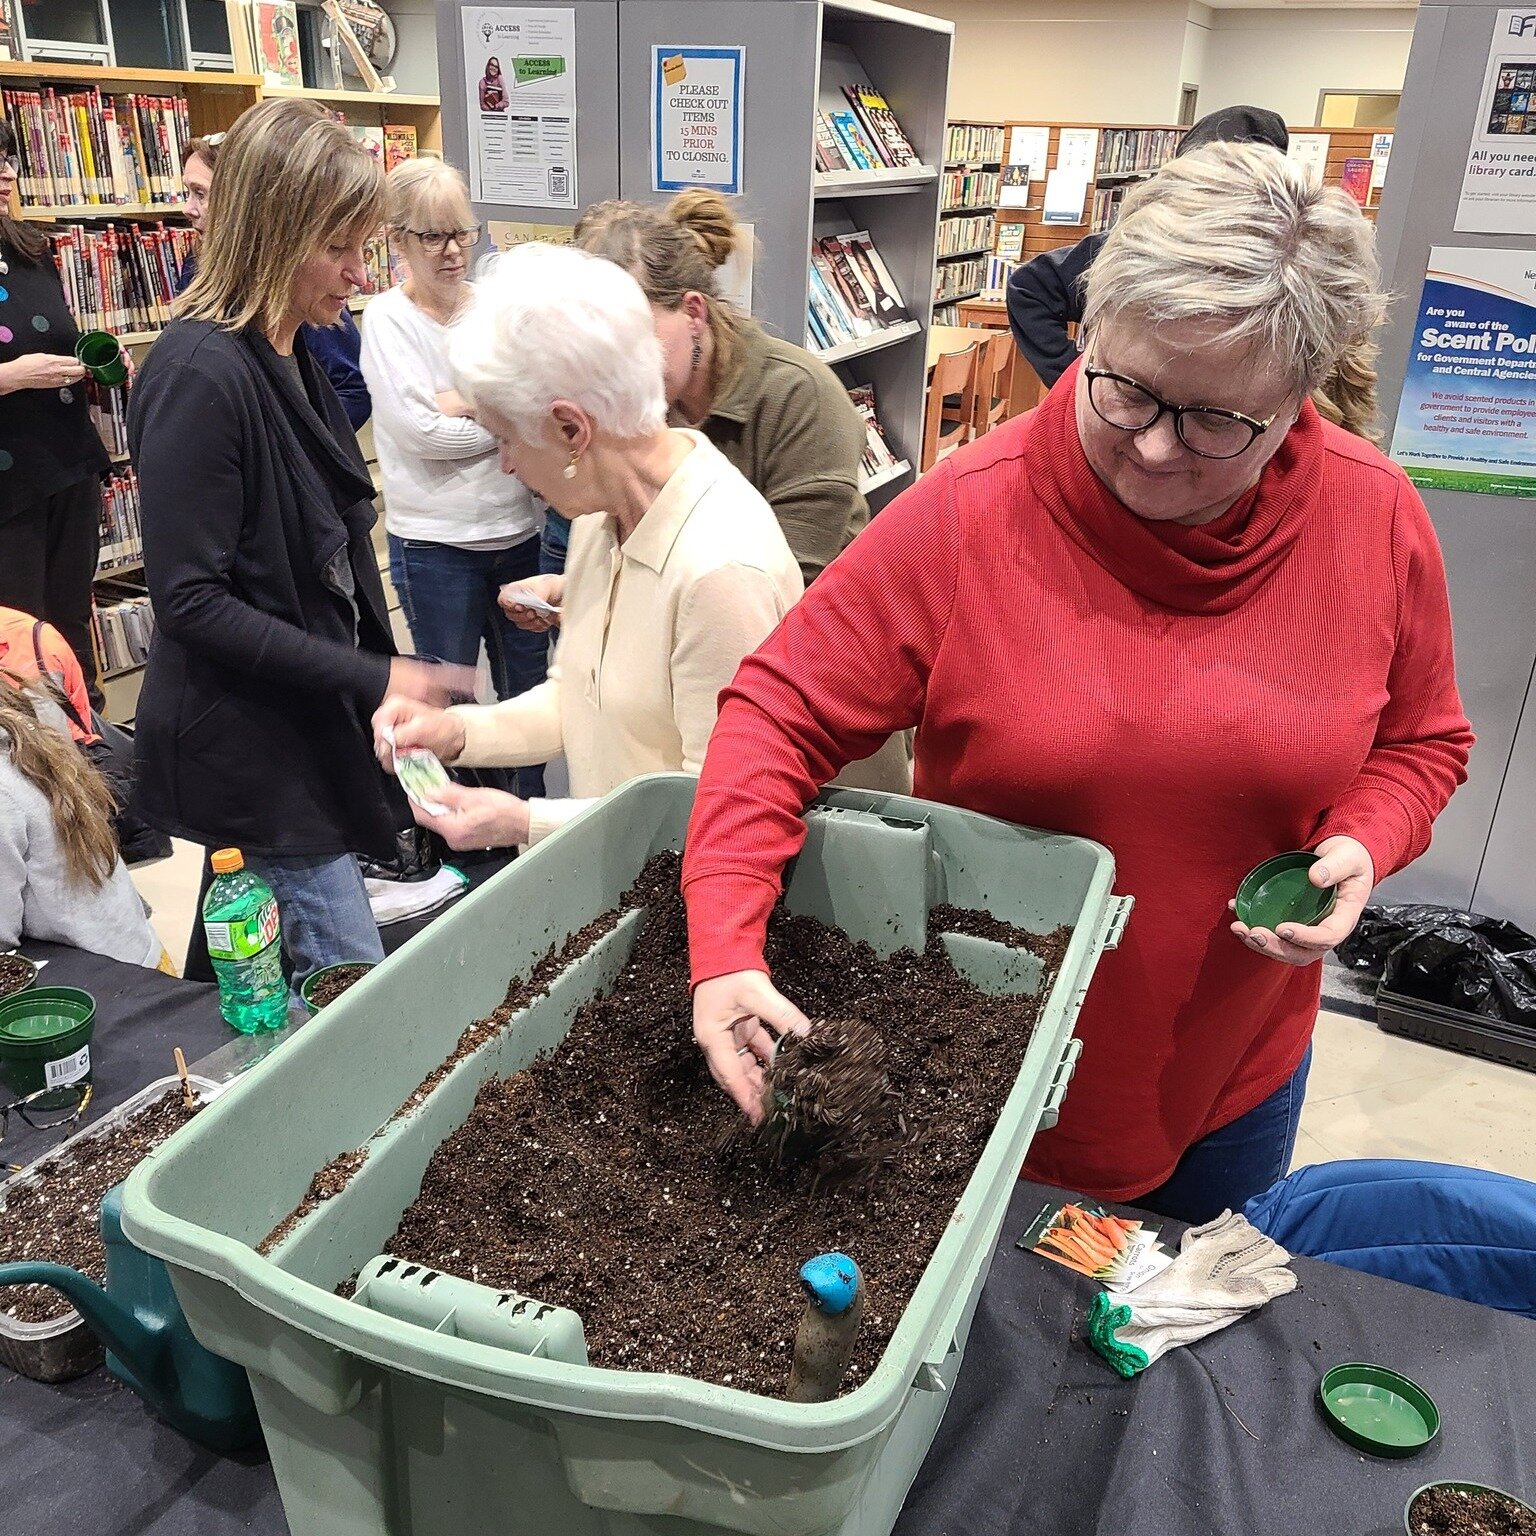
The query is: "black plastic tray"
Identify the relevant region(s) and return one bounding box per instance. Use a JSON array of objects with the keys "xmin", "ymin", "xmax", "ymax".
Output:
[{"xmin": 1377, "ymin": 987, "xmax": 1536, "ymax": 1074}]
